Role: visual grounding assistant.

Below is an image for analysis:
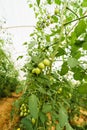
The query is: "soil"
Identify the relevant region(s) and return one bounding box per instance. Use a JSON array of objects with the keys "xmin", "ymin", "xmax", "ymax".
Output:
[{"xmin": 0, "ymin": 93, "xmax": 21, "ymax": 130}]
